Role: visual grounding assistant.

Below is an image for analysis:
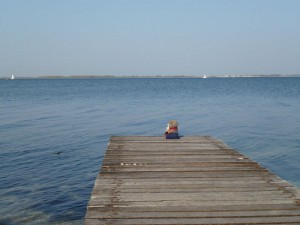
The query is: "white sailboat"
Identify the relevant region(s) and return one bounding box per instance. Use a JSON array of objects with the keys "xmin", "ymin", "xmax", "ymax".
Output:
[
  {"xmin": 11, "ymin": 74, "xmax": 15, "ymax": 80},
  {"xmin": 203, "ymin": 74, "xmax": 207, "ymax": 79}
]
